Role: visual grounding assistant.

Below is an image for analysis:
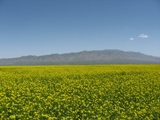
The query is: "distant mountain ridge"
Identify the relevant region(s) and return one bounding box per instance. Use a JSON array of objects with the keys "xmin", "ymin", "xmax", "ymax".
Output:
[{"xmin": 0, "ymin": 50, "xmax": 160, "ymax": 65}]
